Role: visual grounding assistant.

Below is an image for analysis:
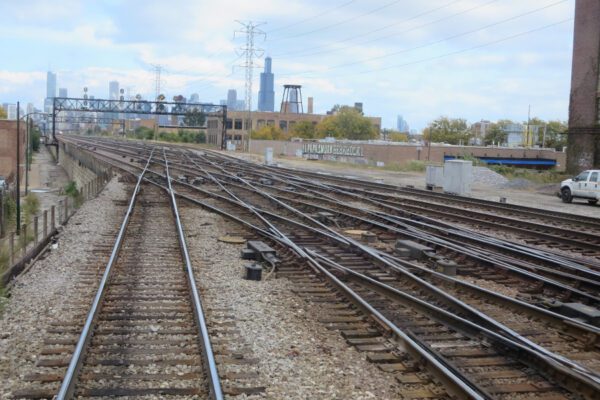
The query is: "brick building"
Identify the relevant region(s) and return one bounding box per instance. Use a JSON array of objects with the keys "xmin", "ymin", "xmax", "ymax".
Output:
[
  {"xmin": 0, "ymin": 120, "xmax": 26, "ymax": 184},
  {"xmin": 206, "ymin": 110, "xmax": 382, "ymax": 148}
]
